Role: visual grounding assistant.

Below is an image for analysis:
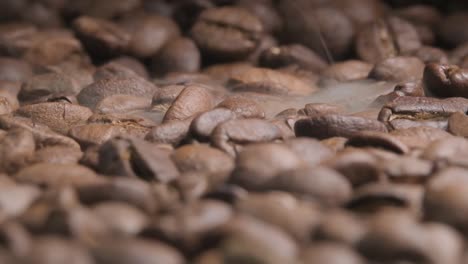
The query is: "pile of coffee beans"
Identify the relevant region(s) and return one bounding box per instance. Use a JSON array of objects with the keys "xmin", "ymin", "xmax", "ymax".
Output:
[{"xmin": 1, "ymin": 0, "xmax": 468, "ymax": 263}]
